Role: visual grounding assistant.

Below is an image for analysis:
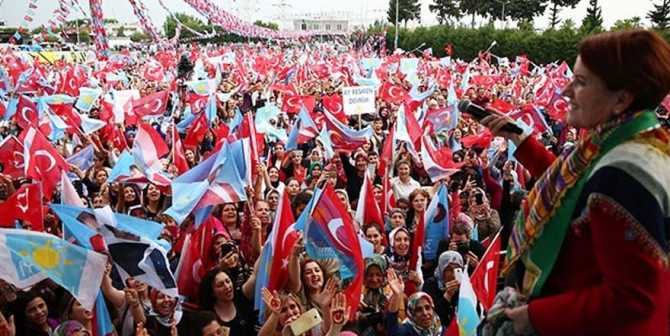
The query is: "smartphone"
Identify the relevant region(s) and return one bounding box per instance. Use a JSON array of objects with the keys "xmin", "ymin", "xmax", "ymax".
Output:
[{"xmin": 289, "ymin": 308, "xmax": 322, "ymax": 335}]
